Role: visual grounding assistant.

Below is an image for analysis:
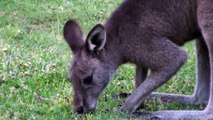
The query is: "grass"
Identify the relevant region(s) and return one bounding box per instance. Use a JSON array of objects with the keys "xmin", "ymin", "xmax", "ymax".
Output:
[{"xmin": 0, "ymin": 0, "xmax": 203, "ymax": 119}]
